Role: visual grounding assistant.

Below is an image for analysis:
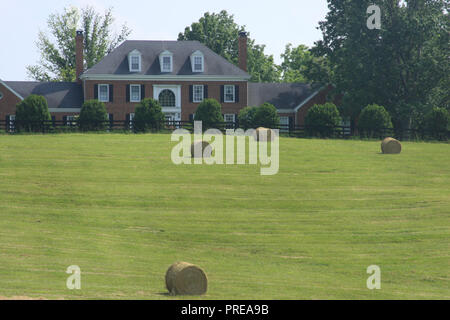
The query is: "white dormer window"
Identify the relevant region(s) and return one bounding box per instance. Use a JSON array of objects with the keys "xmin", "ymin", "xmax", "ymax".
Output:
[
  {"xmin": 159, "ymin": 51, "xmax": 173, "ymax": 73},
  {"xmin": 128, "ymin": 50, "xmax": 142, "ymax": 72},
  {"xmin": 190, "ymin": 50, "xmax": 204, "ymax": 73}
]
